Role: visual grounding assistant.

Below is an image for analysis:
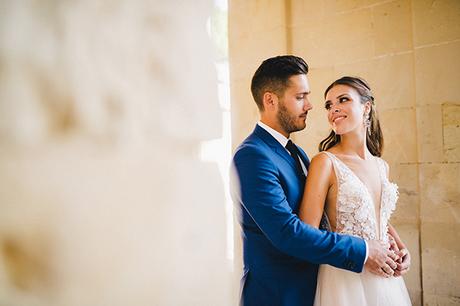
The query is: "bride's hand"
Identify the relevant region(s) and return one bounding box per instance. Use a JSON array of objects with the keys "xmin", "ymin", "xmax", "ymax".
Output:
[{"xmin": 394, "ymin": 248, "xmax": 411, "ymax": 277}]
